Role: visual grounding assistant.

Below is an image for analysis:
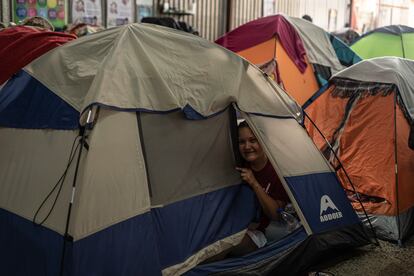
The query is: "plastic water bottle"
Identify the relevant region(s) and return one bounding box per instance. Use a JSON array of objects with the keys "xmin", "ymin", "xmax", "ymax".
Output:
[
  {"xmin": 277, "ymin": 207, "xmax": 299, "ymax": 233},
  {"xmin": 284, "ymin": 203, "xmax": 296, "ymax": 215}
]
